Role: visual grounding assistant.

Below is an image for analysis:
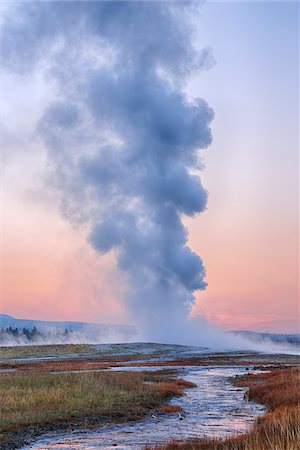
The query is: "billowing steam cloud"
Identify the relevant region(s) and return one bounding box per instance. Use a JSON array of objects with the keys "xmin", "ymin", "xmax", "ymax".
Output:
[{"xmin": 1, "ymin": 1, "xmax": 215, "ymax": 343}]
